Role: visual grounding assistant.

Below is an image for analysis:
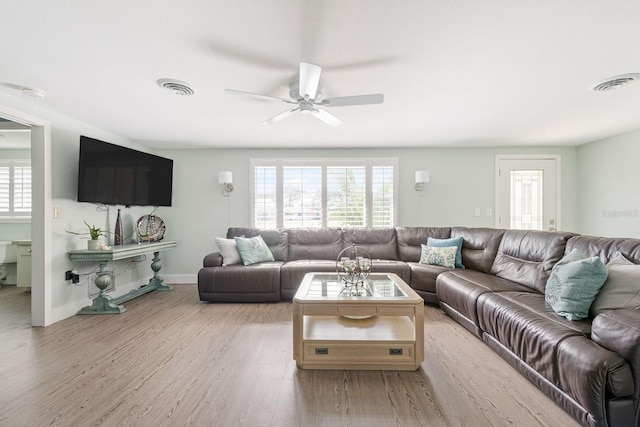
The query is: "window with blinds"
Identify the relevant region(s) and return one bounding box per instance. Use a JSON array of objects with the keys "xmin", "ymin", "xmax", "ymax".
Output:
[
  {"xmin": 0, "ymin": 160, "xmax": 32, "ymax": 217},
  {"xmin": 251, "ymin": 158, "xmax": 397, "ymax": 228}
]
